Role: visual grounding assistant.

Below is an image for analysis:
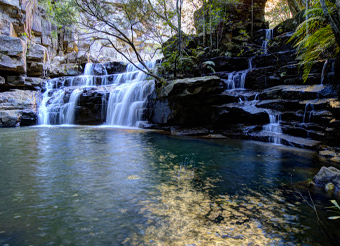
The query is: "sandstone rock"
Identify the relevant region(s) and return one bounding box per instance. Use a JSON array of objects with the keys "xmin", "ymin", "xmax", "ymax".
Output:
[
  {"xmin": 0, "ymin": 0, "xmax": 20, "ymax": 9},
  {"xmin": 32, "ymin": 13, "xmax": 42, "ymax": 36},
  {"xmin": 0, "ymin": 110, "xmax": 19, "ymax": 127},
  {"xmin": 52, "ymin": 56, "xmax": 66, "ymax": 64},
  {"xmin": 41, "ymin": 35, "xmax": 51, "ymax": 47},
  {"xmin": 48, "ymin": 63, "xmax": 66, "ymax": 77},
  {"xmin": 66, "ymin": 52, "xmax": 78, "ymax": 63},
  {"xmin": 65, "ymin": 63, "xmax": 81, "ymax": 76},
  {"xmin": 27, "ymin": 43, "xmax": 47, "ymax": 62},
  {"xmin": 6, "ymin": 75, "xmax": 25, "ymax": 86},
  {"xmin": 0, "ymin": 35, "xmax": 26, "ymax": 73},
  {"xmin": 0, "ymin": 89, "xmax": 38, "ymax": 127},
  {"xmin": 27, "ymin": 61, "xmax": 44, "ymax": 76}
]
